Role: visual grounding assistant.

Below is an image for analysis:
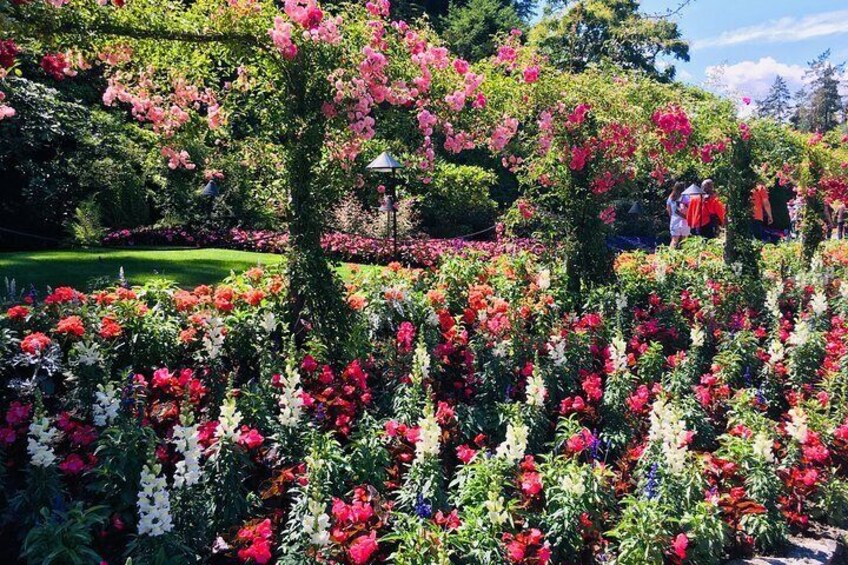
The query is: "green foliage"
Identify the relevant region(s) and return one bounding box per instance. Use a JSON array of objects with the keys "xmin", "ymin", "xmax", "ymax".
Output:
[
  {"xmin": 69, "ymin": 197, "xmax": 106, "ymax": 246},
  {"xmin": 21, "ymin": 503, "xmax": 108, "ymax": 565},
  {"xmin": 416, "ymin": 162, "xmax": 498, "ymax": 238},
  {"xmin": 441, "ymin": 0, "xmax": 522, "ymax": 62},
  {"xmin": 529, "ymin": 0, "xmax": 689, "ymax": 80}
]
